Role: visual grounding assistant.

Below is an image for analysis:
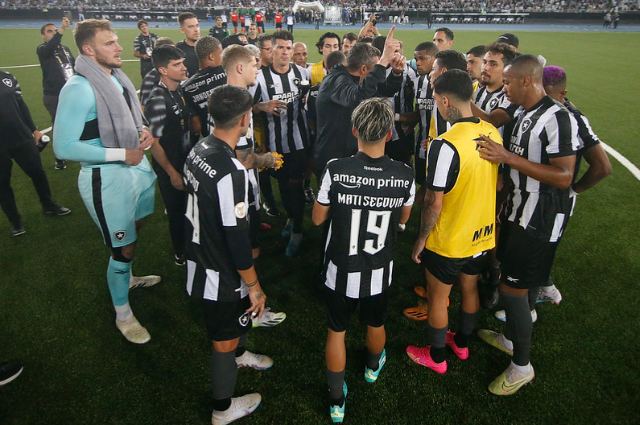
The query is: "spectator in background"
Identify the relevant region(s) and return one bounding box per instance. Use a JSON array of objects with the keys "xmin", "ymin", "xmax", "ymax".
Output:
[
  {"xmin": 133, "ymin": 19, "xmax": 157, "ymax": 79},
  {"xmin": 177, "ymin": 12, "xmax": 201, "ymax": 76},
  {"xmin": 433, "ymin": 27, "xmax": 454, "ymax": 51}
]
